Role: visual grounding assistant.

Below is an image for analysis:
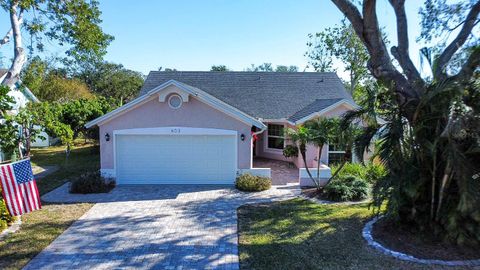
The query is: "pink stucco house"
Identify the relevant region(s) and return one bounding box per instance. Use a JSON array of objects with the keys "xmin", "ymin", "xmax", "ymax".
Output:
[{"xmin": 86, "ymin": 72, "xmax": 357, "ymax": 185}]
